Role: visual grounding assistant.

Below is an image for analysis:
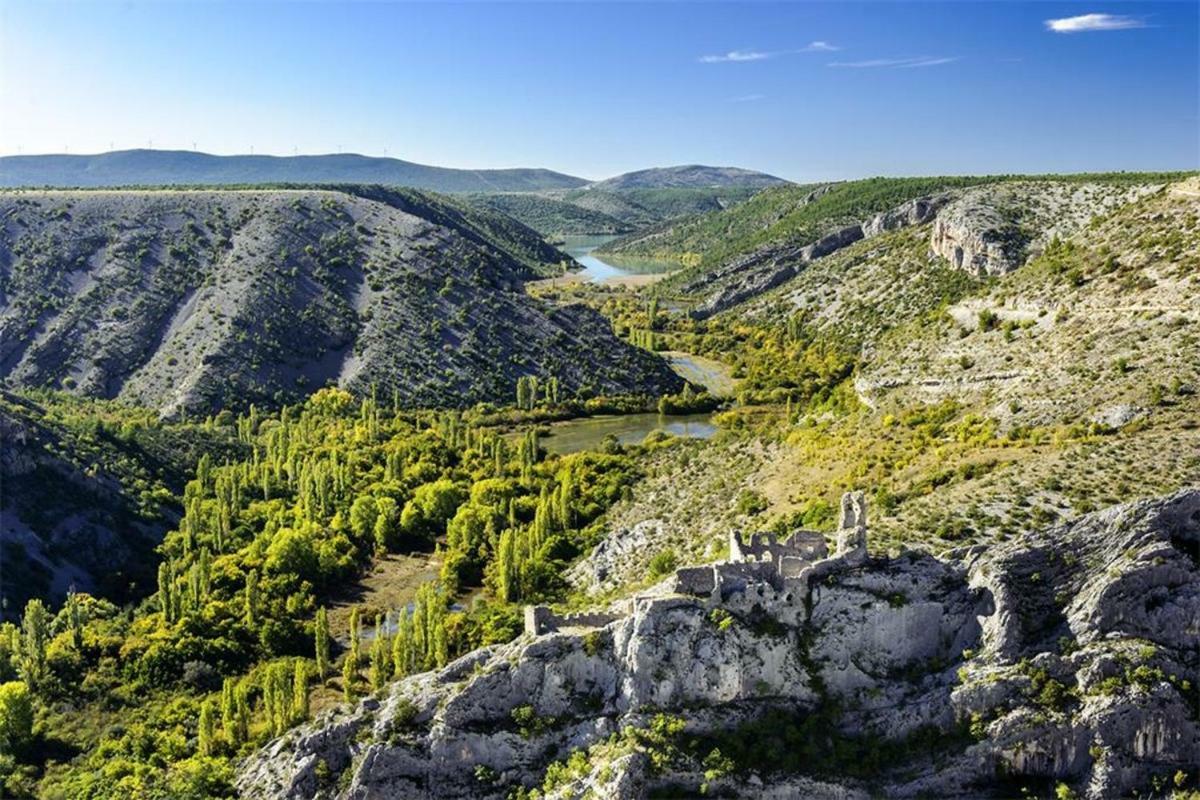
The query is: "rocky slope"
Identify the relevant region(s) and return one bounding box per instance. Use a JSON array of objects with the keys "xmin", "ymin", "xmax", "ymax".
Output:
[
  {"xmin": 0, "ymin": 187, "xmax": 683, "ymax": 416},
  {"xmin": 715, "ymin": 178, "xmax": 1198, "ymax": 425},
  {"xmin": 685, "ymin": 193, "xmax": 948, "ymax": 318},
  {"xmin": 236, "ymin": 490, "xmax": 1200, "ymax": 799}
]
